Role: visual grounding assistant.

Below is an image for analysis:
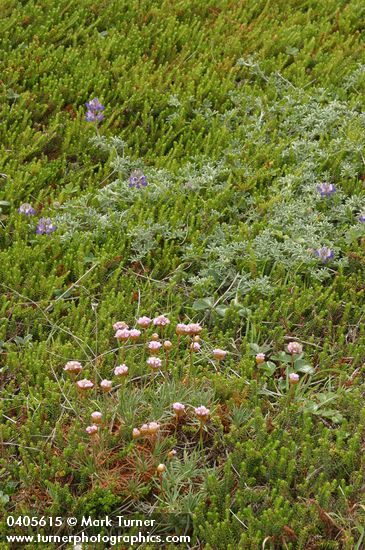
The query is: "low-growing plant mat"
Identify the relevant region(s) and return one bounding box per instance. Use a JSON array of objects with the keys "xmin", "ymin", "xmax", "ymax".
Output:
[{"xmin": 1, "ymin": 1, "xmax": 365, "ymax": 548}]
